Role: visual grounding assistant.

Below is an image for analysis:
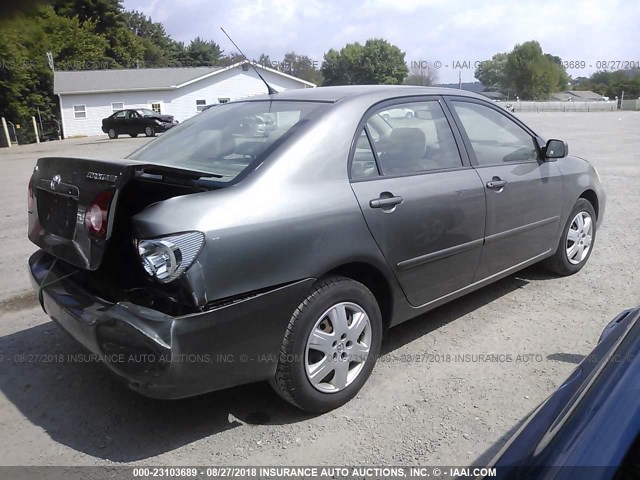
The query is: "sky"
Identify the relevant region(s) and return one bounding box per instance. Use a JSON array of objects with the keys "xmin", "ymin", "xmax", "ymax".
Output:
[{"xmin": 123, "ymin": 0, "xmax": 640, "ymax": 84}]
